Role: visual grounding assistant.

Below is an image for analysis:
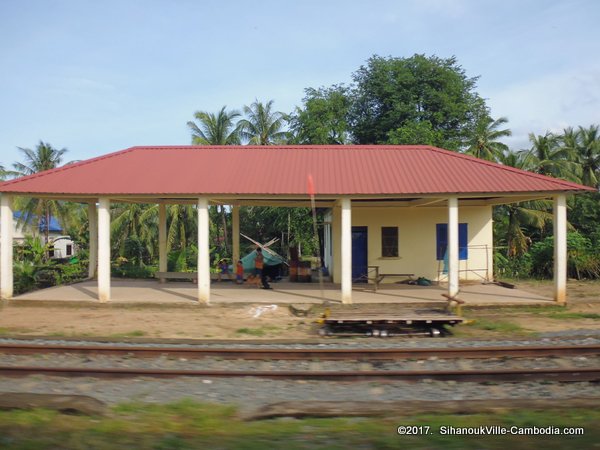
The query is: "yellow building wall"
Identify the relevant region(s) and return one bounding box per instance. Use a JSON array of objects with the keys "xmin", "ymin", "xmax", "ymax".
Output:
[{"xmin": 330, "ymin": 205, "xmax": 493, "ymax": 283}]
